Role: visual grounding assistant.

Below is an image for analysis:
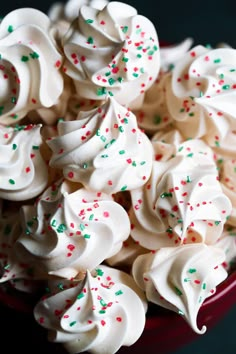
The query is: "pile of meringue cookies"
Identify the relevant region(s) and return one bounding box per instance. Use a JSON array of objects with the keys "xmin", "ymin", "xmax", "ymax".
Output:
[{"xmin": 0, "ymin": 0, "xmax": 236, "ymax": 353}]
